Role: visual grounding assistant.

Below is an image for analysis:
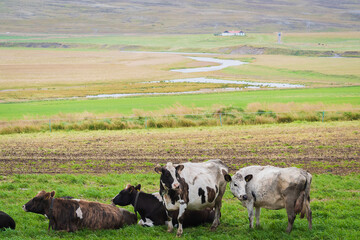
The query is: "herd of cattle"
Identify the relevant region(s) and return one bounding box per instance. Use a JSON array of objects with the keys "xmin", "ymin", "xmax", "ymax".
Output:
[{"xmin": 1, "ymin": 160, "xmax": 313, "ymax": 237}]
